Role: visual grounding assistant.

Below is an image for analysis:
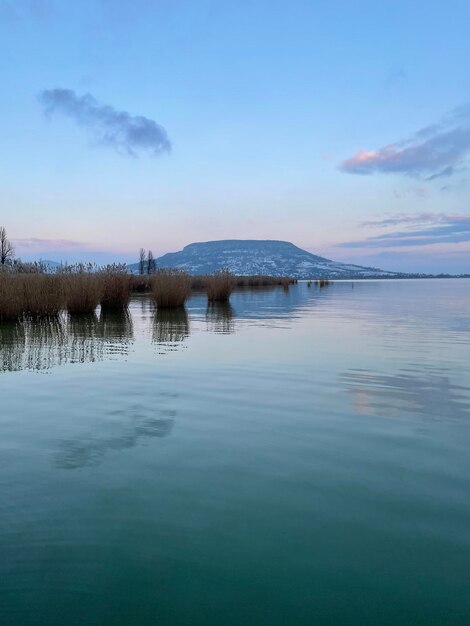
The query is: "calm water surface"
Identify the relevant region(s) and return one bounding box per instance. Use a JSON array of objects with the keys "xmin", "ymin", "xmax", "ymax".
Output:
[{"xmin": 1, "ymin": 280, "xmax": 470, "ymax": 625}]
